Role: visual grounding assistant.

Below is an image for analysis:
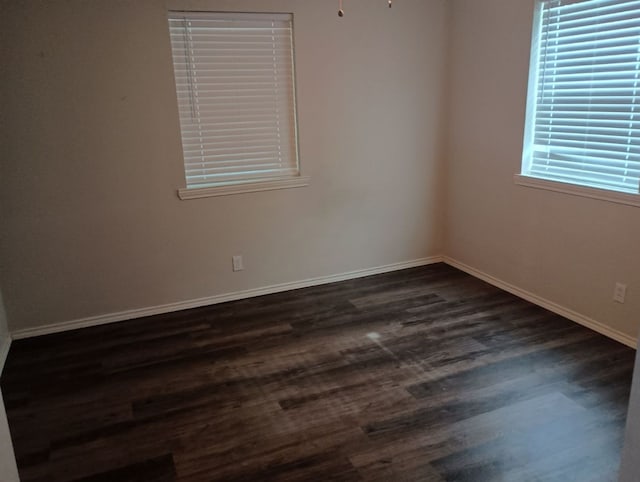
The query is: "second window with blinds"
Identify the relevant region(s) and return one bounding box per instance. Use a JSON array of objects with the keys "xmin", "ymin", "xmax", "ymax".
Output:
[
  {"xmin": 517, "ymin": 0, "xmax": 640, "ymax": 205},
  {"xmin": 168, "ymin": 12, "xmax": 308, "ymax": 199}
]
